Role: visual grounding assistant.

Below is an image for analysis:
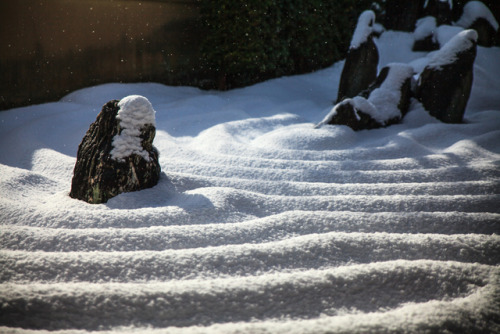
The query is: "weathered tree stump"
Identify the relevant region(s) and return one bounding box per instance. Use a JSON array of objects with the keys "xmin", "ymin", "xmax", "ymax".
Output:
[
  {"xmin": 320, "ymin": 63, "xmax": 414, "ymax": 131},
  {"xmin": 70, "ymin": 95, "xmax": 161, "ymax": 204},
  {"xmin": 416, "ymin": 29, "xmax": 478, "ymax": 123},
  {"xmin": 336, "ymin": 10, "xmax": 379, "ymax": 103}
]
